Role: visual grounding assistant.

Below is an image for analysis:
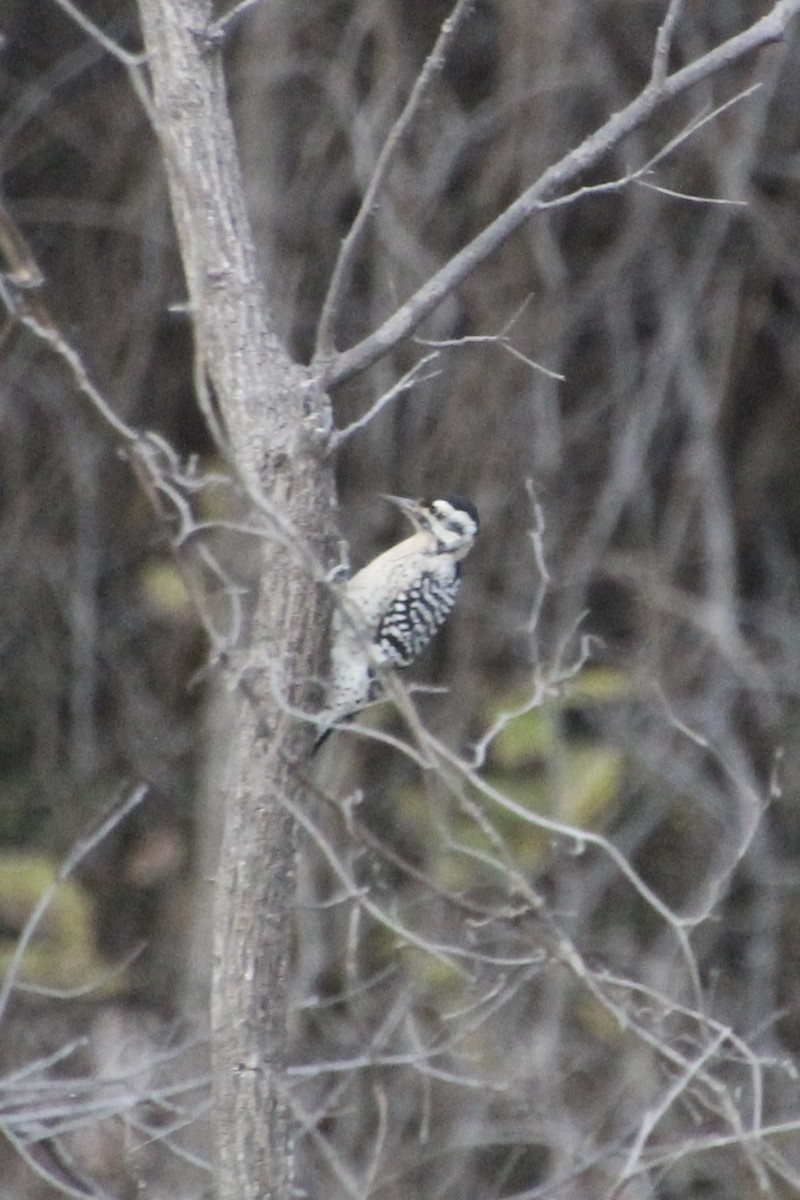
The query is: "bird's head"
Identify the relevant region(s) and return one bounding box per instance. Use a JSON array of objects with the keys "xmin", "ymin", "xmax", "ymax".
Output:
[{"xmin": 382, "ymin": 494, "xmax": 480, "ymax": 561}]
